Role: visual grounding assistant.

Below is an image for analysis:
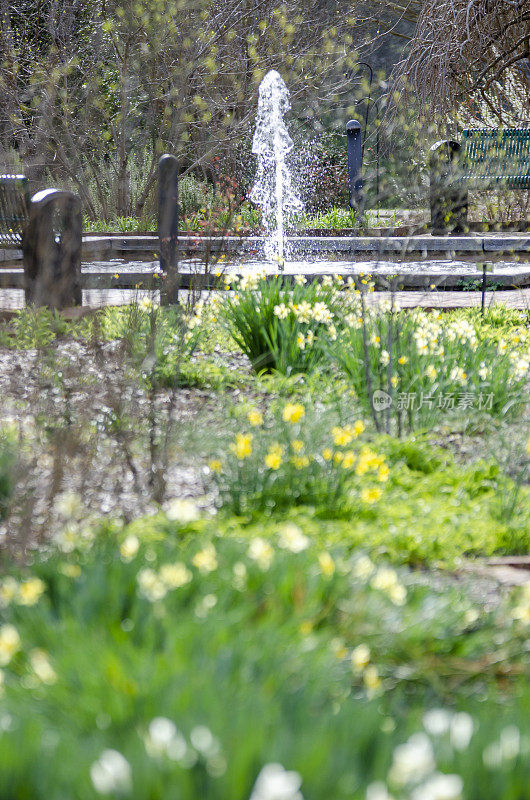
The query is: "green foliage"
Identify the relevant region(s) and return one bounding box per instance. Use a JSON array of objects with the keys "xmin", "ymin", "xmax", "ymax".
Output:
[
  {"xmin": 9, "ymin": 308, "xmax": 70, "ymax": 349},
  {"xmin": 206, "ymin": 403, "xmax": 529, "ymax": 564},
  {"xmin": 334, "ymin": 303, "xmax": 529, "ymax": 432},
  {"xmin": 0, "ymin": 512, "xmax": 528, "ymax": 798},
  {"xmin": 100, "ymin": 302, "xmax": 204, "ymax": 388},
  {"xmin": 296, "ymin": 206, "xmax": 362, "ymax": 230},
  {"xmin": 0, "ymin": 426, "xmax": 16, "ymax": 518},
  {"xmin": 84, "ymin": 216, "xmax": 153, "ymax": 232},
  {"xmin": 218, "ymin": 273, "xmax": 344, "ymax": 373}
]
